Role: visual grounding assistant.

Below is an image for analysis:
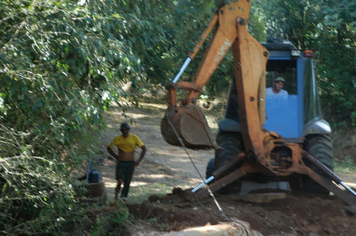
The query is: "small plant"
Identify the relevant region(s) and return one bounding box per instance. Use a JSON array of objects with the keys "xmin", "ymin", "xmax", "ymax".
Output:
[{"xmin": 89, "ymin": 202, "xmax": 131, "ymax": 236}]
